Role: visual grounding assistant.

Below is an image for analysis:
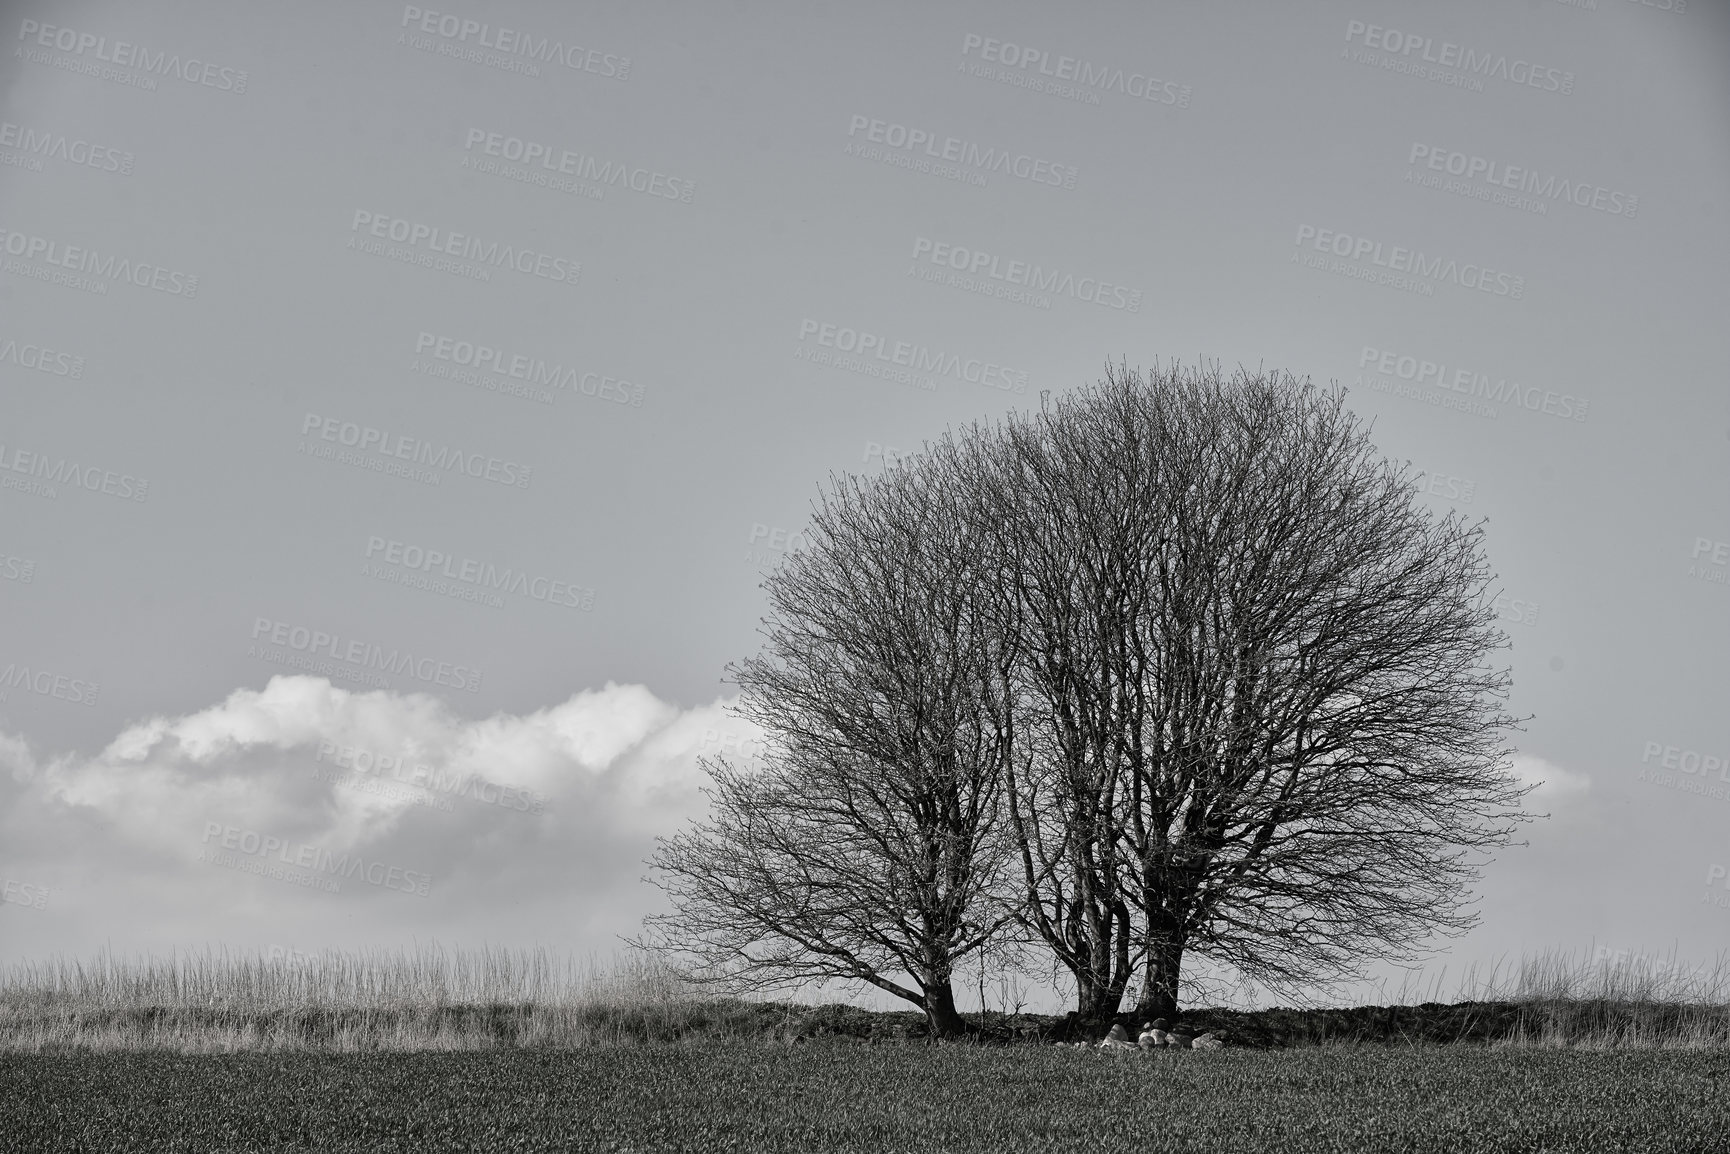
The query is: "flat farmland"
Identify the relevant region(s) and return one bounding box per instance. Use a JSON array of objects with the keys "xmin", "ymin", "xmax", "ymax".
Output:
[{"xmin": 3, "ymin": 1043, "xmax": 1728, "ymax": 1154}]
